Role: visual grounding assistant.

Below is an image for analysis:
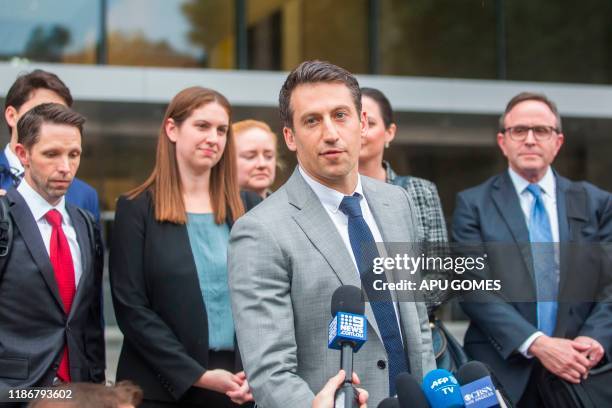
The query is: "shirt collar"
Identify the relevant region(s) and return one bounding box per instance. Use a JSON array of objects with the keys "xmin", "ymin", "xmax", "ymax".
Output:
[
  {"xmin": 508, "ymin": 166, "xmax": 556, "ymax": 199},
  {"xmin": 298, "ymin": 166, "xmax": 364, "ymax": 213},
  {"xmin": 4, "ymin": 144, "xmax": 23, "ymax": 175},
  {"xmin": 17, "ymin": 177, "xmax": 69, "ymax": 224}
]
